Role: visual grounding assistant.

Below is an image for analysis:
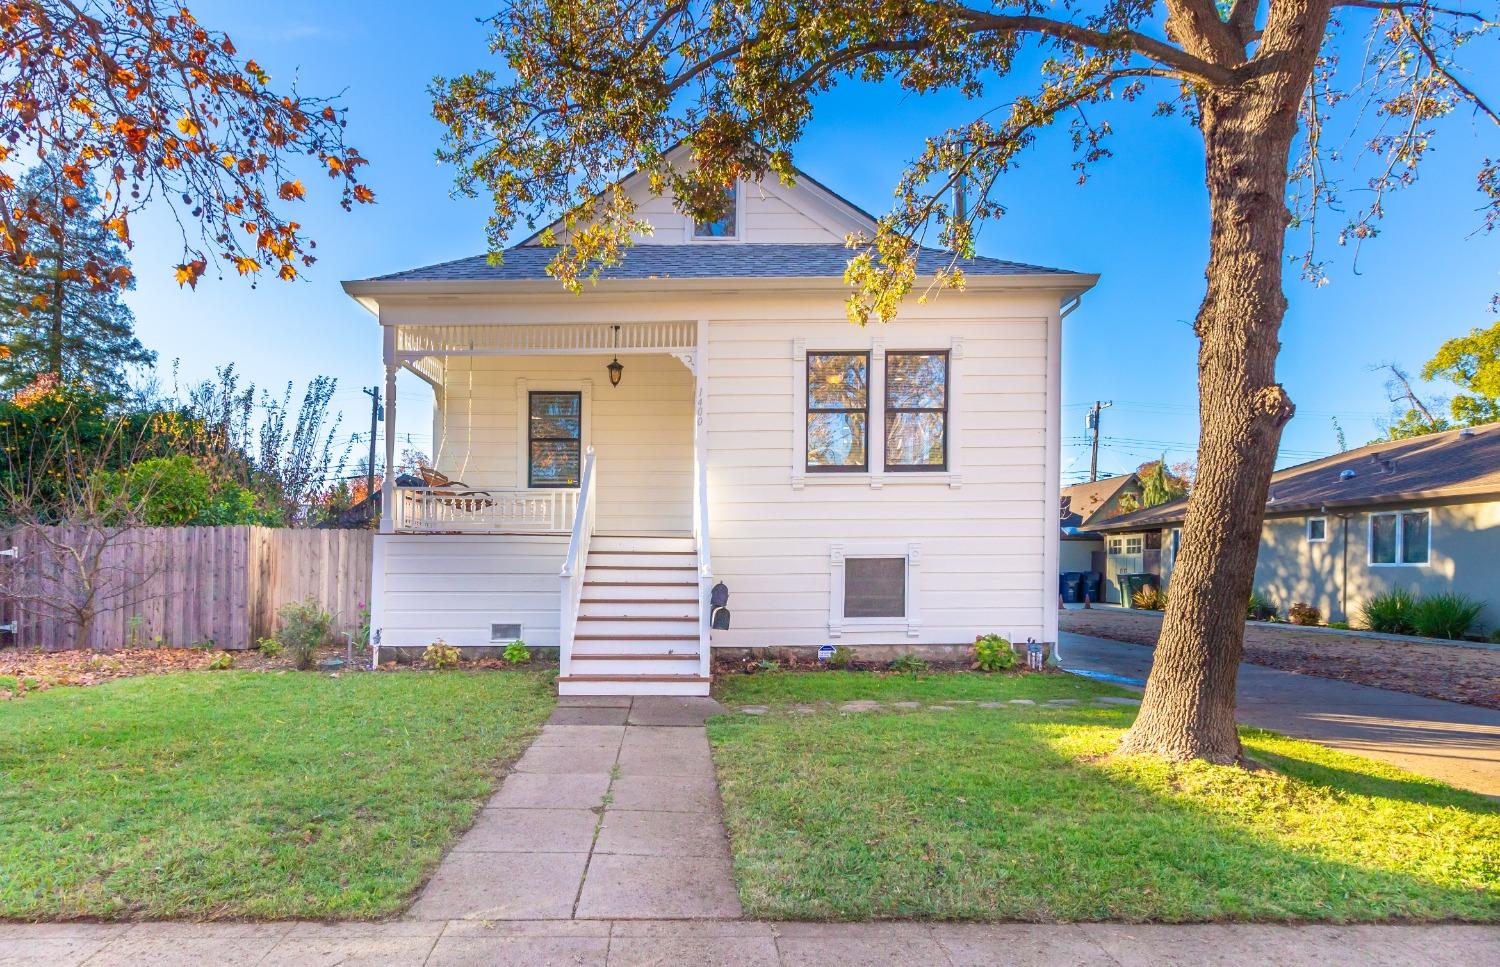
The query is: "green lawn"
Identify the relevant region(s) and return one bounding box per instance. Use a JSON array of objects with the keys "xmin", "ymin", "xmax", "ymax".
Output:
[
  {"xmin": 709, "ymin": 672, "xmax": 1500, "ymax": 923},
  {"xmin": 0, "ymin": 670, "xmax": 554, "ymax": 920}
]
